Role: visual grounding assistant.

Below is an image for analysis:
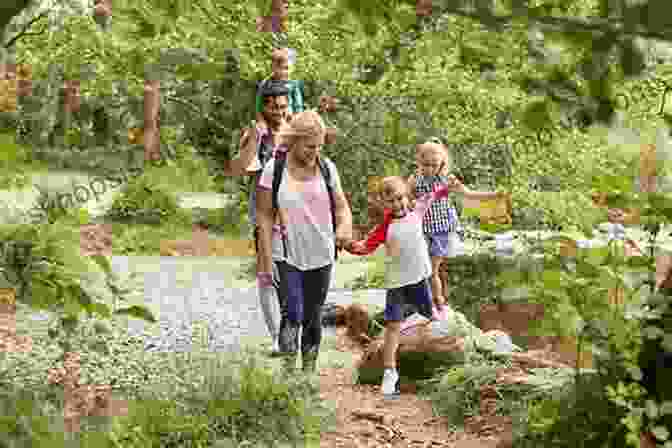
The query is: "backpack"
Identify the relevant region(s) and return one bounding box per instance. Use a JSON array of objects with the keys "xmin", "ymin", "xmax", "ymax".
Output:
[{"xmin": 271, "ymin": 151, "xmax": 338, "ymax": 261}]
